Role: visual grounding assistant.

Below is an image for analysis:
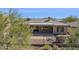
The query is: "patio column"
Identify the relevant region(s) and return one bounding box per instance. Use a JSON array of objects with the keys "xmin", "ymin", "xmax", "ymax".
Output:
[
  {"xmin": 53, "ymin": 26, "xmax": 57, "ymax": 34},
  {"xmin": 64, "ymin": 27, "xmax": 67, "ymax": 34}
]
